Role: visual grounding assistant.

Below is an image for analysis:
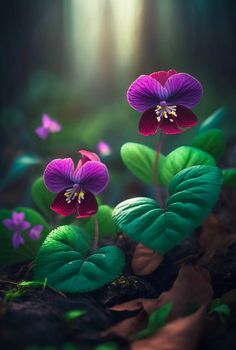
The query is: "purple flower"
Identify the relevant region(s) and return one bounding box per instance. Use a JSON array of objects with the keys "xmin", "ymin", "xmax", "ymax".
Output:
[
  {"xmin": 44, "ymin": 151, "xmax": 109, "ymax": 218},
  {"xmin": 127, "ymin": 69, "xmax": 203, "ymax": 135},
  {"xmin": 3, "ymin": 212, "xmax": 31, "ymax": 248},
  {"xmin": 35, "ymin": 114, "xmax": 61, "ymax": 140},
  {"xmin": 97, "ymin": 141, "xmax": 112, "ymax": 157},
  {"xmin": 28, "ymin": 225, "xmax": 43, "ymax": 240}
]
